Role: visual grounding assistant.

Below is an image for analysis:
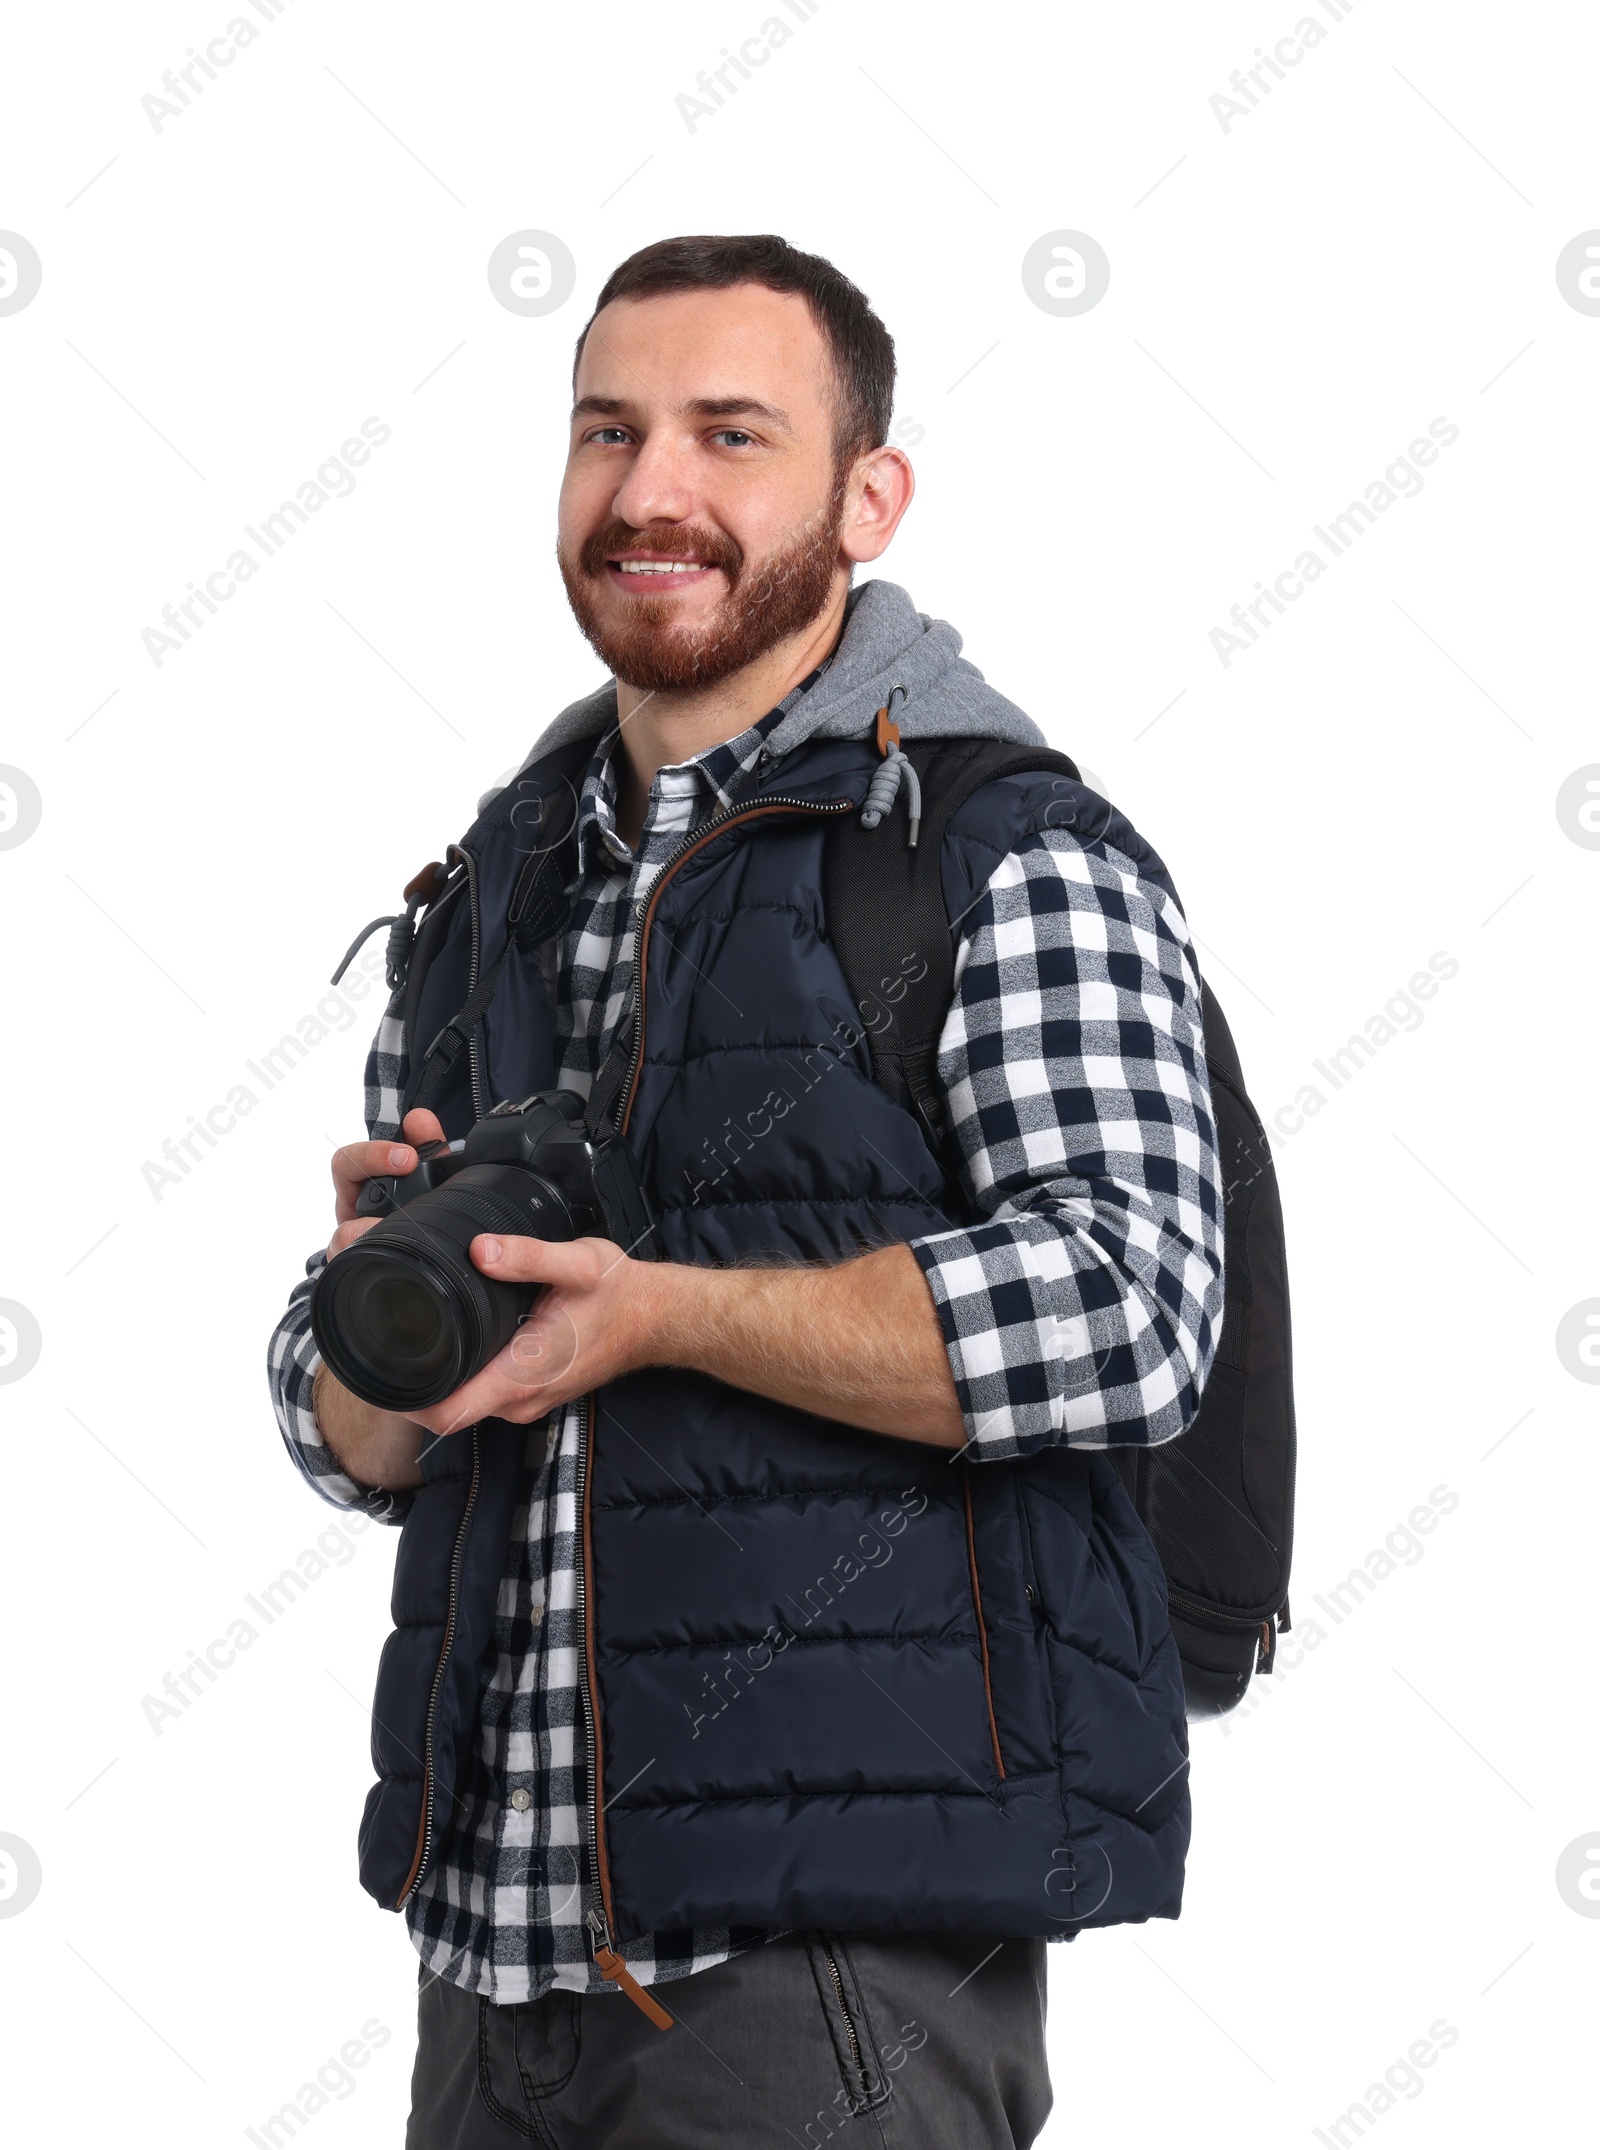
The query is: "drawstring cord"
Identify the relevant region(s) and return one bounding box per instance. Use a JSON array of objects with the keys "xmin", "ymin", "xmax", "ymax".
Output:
[
  {"xmin": 330, "ymin": 861, "xmax": 448, "ymax": 990},
  {"xmin": 858, "ymin": 685, "xmax": 920, "ymax": 847}
]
